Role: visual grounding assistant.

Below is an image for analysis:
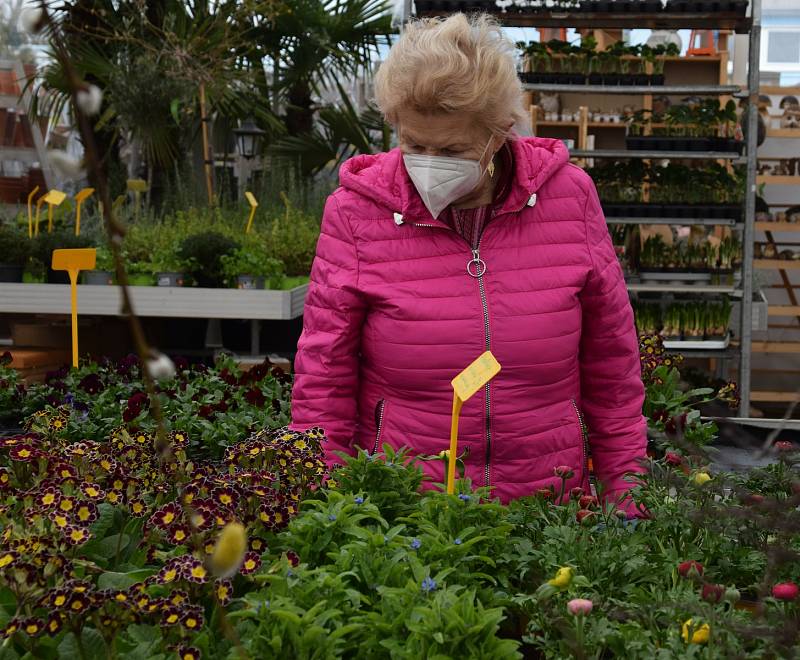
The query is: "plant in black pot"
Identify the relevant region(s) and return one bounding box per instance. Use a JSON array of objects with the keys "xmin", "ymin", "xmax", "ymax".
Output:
[
  {"xmin": 31, "ymin": 230, "xmax": 94, "ymax": 284},
  {"xmin": 149, "ymin": 242, "xmax": 188, "ymax": 287},
  {"xmin": 0, "ymin": 224, "xmax": 30, "ymax": 283},
  {"xmin": 178, "ymin": 231, "xmax": 240, "ymax": 288},
  {"xmin": 83, "ymin": 245, "xmax": 114, "ymax": 285},
  {"xmin": 221, "ymin": 246, "xmax": 285, "ymax": 290}
]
